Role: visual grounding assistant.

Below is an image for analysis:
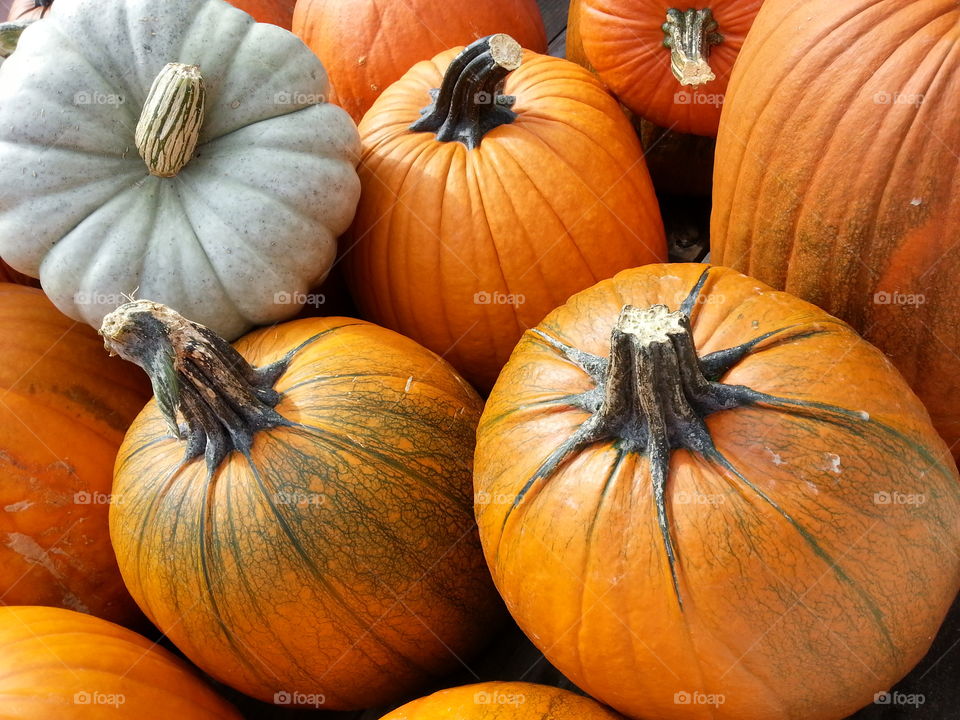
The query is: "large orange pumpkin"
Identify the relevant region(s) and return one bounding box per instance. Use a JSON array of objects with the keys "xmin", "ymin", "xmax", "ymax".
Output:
[
  {"xmin": 379, "ymin": 682, "xmax": 624, "ymax": 719},
  {"xmin": 0, "ymin": 284, "xmax": 149, "ymax": 625},
  {"xmin": 103, "ymin": 302, "xmax": 503, "ymax": 710},
  {"xmin": 475, "ymin": 264, "xmax": 960, "ymax": 720},
  {"xmin": 711, "ymin": 0, "xmax": 960, "ymax": 459},
  {"xmin": 575, "ymin": 0, "xmax": 763, "ymax": 136},
  {"xmin": 345, "ymin": 36, "xmax": 666, "ymax": 392},
  {"xmin": 292, "ymin": 0, "xmax": 547, "ymax": 122},
  {"xmin": 0, "ymin": 606, "xmax": 240, "ymax": 719}
]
